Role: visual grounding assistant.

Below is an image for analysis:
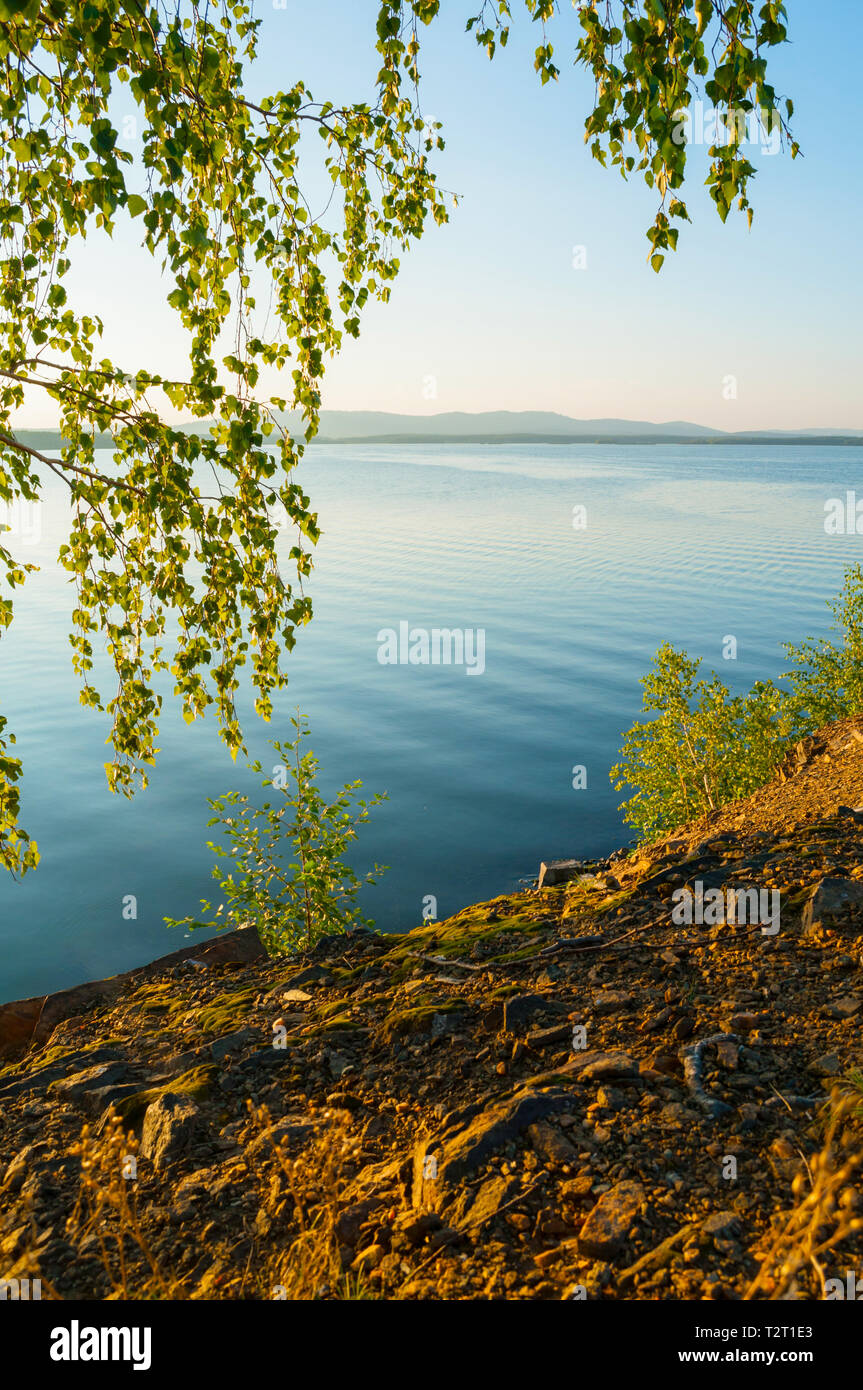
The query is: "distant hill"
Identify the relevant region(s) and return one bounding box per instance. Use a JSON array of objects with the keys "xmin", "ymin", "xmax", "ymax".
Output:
[
  {"xmin": 8, "ymin": 411, "xmax": 863, "ymax": 452},
  {"xmin": 308, "ymin": 410, "xmax": 725, "ymax": 440}
]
